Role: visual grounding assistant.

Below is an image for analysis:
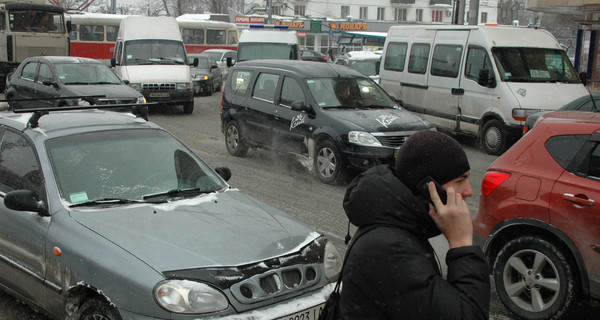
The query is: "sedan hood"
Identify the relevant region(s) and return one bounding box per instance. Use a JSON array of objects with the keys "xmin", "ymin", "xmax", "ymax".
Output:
[
  {"xmin": 327, "ymin": 108, "xmax": 431, "ymax": 132},
  {"xmin": 66, "ymin": 84, "xmax": 141, "ymax": 99},
  {"xmin": 120, "ymin": 65, "xmax": 191, "ymax": 83},
  {"xmin": 70, "ymin": 190, "xmax": 319, "ymax": 271}
]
